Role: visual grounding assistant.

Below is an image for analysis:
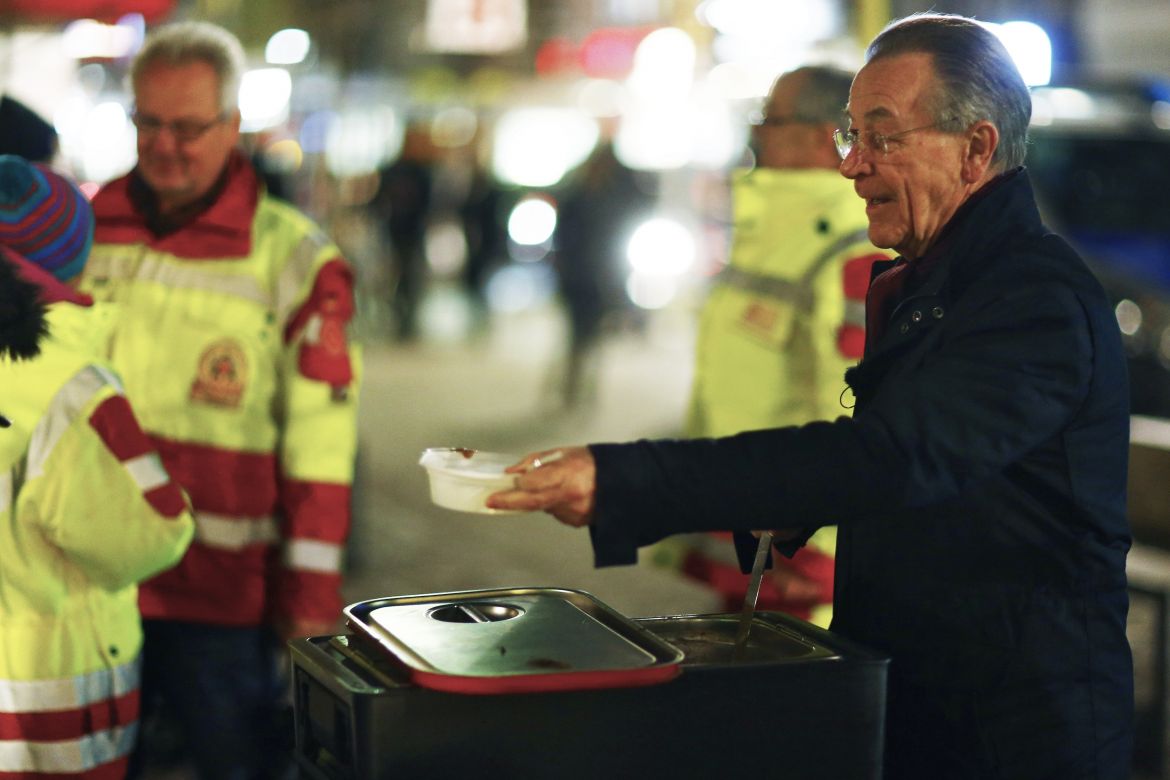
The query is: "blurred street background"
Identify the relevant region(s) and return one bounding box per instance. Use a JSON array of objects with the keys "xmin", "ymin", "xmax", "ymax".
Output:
[{"xmin": 5, "ymin": 0, "xmax": 1170, "ymax": 777}]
